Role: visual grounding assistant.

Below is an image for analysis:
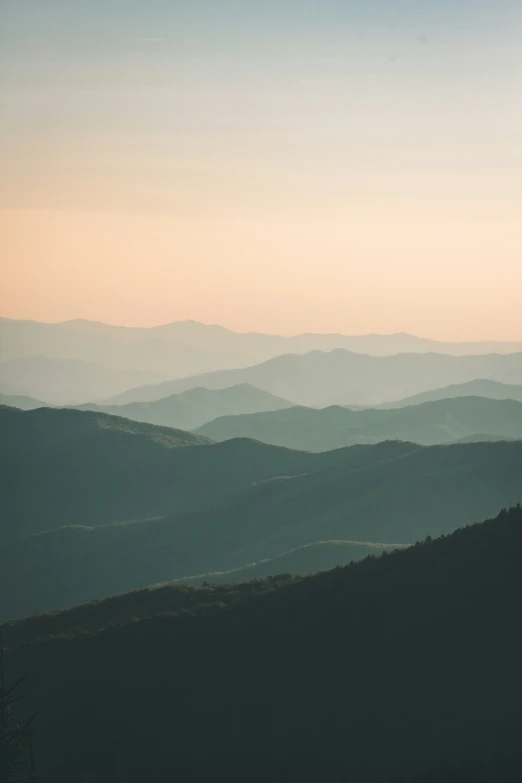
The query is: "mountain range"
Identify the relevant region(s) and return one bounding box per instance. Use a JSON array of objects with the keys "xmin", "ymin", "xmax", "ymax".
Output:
[
  {"xmin": 72, "ymin": 383, "xmax": 292, "ymax": 430},
  {"xmin": 105, "ymin": 349, "xmax": 522, "ymax": 407},
  {"xmin": 3, "ymin": 316, "xmax": 522, "ymax": 367},
  {"xmin": 4, "ymin": 505, "xmax": 522, "ymax": 782},
  {"xmin": 3, "ymin": 316, "xmax": 522, "ymax": 404},
  {"xmin": 0, "ymin": 318, "xmax": 240, "ymax": 383},
  {"xmin": 373, "ymin": 378, "xmax": 522, "ymax": 408},
  {"xmin": 0, "ymin": 405, "xmax": 342, "ymax": 545},
  {"xmin": 0, "ymin": 356, "xmax": 163, "ymax": 405},
  {"xmin": 197, "ymin": 395, "xmax": 522, "ymax": 450},
  {"xmin": 2, "ymin": 404, "xmax": 521, "ymax": 621}
]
